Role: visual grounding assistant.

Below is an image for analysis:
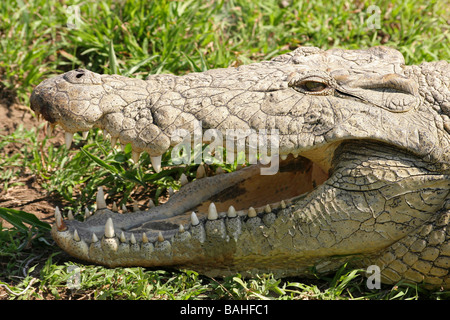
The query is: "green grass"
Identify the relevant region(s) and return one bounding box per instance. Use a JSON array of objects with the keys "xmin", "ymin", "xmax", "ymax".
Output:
[{"xmin": 0, "ymin": 0, "xmax": 449, "ymax": 300}]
